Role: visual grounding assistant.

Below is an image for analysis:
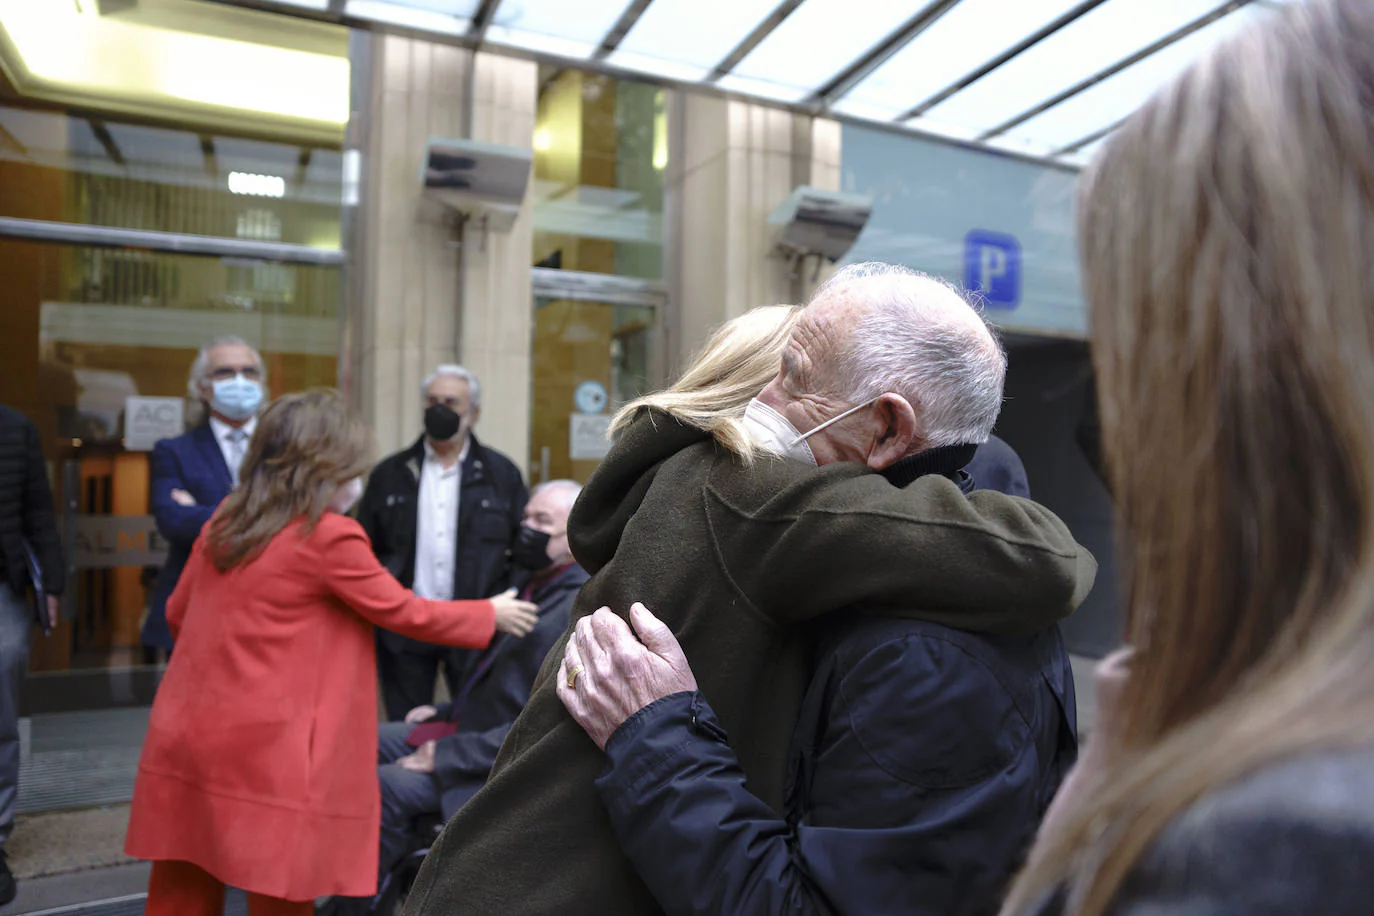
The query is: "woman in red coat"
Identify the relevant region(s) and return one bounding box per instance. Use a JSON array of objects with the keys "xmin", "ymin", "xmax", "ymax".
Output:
[{"xmin": 125, "ymin": 389, "xmax": 538, "ymax": 915}]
